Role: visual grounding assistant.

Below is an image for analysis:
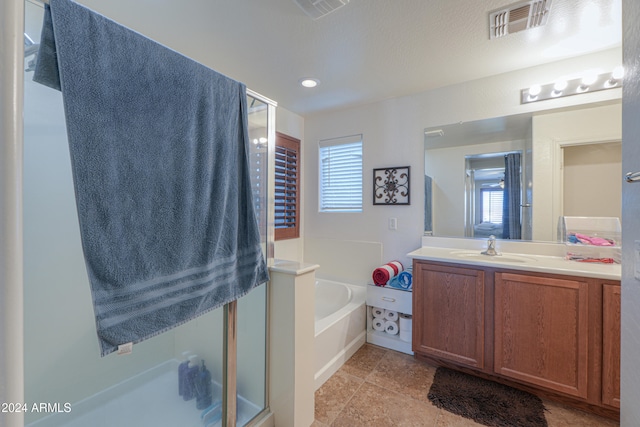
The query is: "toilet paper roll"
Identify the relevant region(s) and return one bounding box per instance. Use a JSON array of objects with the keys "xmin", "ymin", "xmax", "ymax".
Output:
[
  {"xmin": 399, "ymin": 314, "xmax": 412, "ymax": 332},
  {"xmin": 372, "ymin": 317, "xmax": 385, "ymax": 332},
  {"xmin": 384, "ymin": 309, "xmax": 398, "ymax": 322},
  {"xmin": 399, "ymin": 328, "xmax": 412, "ymax": 342},
  {"xmin": 372, "ymin": 307, "xmax": 385, "ymax": 318},
  {"xmin": 384, "ymin": 320, "xmax": 399, "ymax": 335}
]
